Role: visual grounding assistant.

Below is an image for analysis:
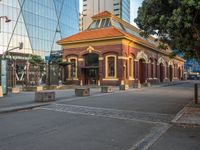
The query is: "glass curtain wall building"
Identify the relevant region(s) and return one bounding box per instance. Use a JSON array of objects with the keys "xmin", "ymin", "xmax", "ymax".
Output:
[
  {"xmin": 121, "ymin": 0, "xmax": 130, "ymax": 23},
  {"xmin": 0, "ymin": 0, "xmax": 79, "ymax": 57}
]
